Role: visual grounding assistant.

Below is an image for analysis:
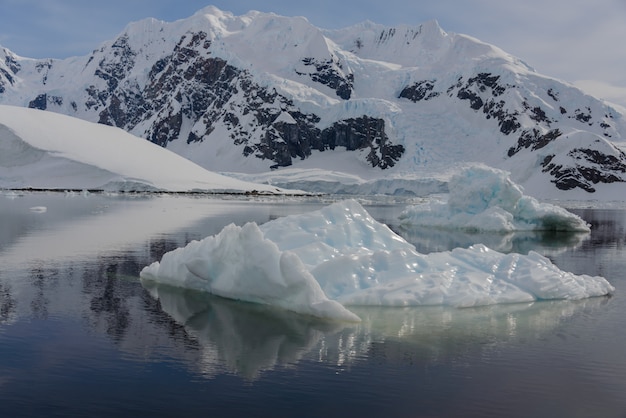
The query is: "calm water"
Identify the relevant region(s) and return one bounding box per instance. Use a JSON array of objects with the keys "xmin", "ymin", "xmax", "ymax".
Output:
[{"xmin": 0, "ymin": 192, "xmax": 625, "ymax": 418}]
